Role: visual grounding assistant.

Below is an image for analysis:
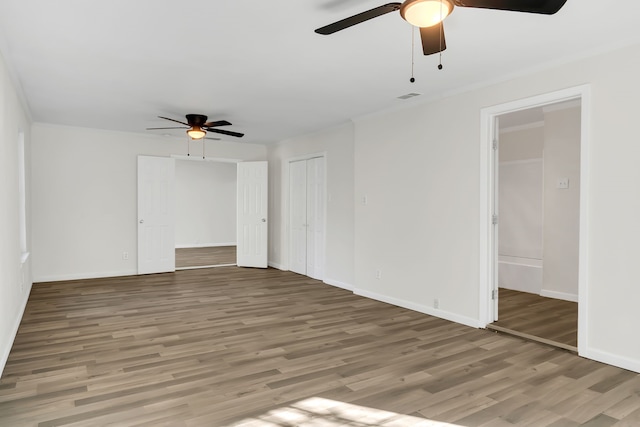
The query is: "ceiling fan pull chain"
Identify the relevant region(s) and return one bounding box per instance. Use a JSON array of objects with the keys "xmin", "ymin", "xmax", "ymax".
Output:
[
  {"xmin": 438, "ymin": 0, "xmax": 444, "ymax": 70},
  {"xmin": 187, "ymin": 136, "xmax": 191, "ymax": 156},
  {"xmin": 410, "ymin": 26, "xmax": 416, "ymax": 83},
  {"xmin": 202, "ymin": 139, "xmax": 205, "ymax": 159}
]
